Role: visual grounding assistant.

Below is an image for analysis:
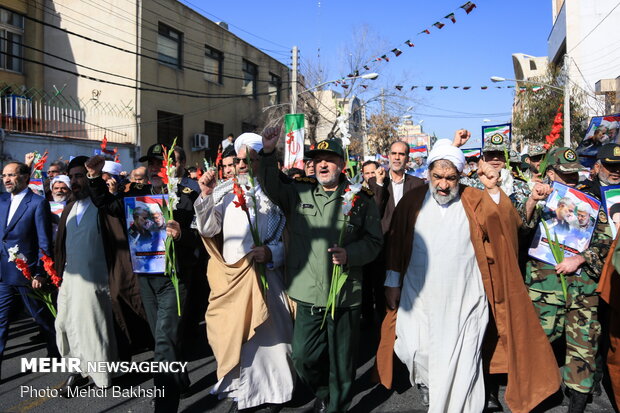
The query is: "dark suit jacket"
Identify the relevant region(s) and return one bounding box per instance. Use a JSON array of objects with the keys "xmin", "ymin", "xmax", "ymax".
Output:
[
  {"xmin": 368, "ymin": 173, "xmax": 424, "ymax": 234},
  {"xmin": 0, "ymin": 189, "xmax": 53, "ymax": 285}
]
